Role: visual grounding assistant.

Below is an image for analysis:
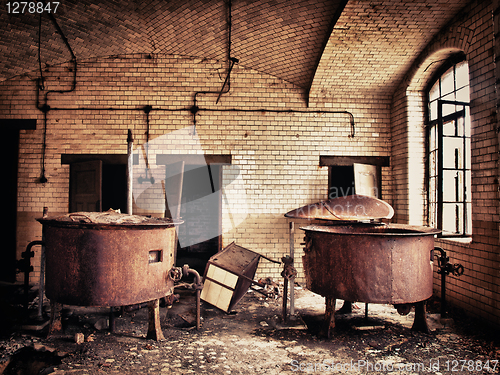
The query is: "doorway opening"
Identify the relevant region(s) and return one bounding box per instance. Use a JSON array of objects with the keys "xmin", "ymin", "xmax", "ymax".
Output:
[
  {"xmin": 321, "ymin": 155, "xmax": 390, "ymax": 200},
  {"xmin": 174, "ymin": 164, "xmax": 222, "ymax": 274},
  {"xmin": 2, "ymin": 128, "xmax": 19, "ymax": 282},
  {"xmin": 64, "ymin": 154, "xmax": 128, "ymax": 214},
  {"xmin": 158, "ymin": 154, "xmax": 230, "ymax": 274},
  {"xmin": 2, "ymin": 119, "xmax": 36, "ymax": 283}
]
